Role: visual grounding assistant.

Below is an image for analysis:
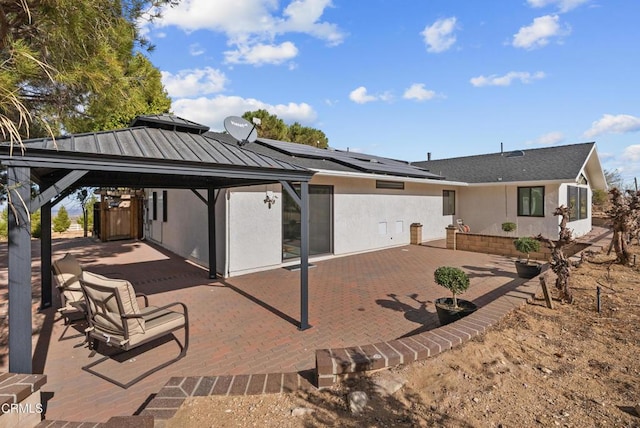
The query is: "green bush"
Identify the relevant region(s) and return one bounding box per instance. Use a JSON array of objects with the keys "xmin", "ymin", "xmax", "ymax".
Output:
[
  {"xmin": 513, "ymin": 237, "xmax": 540, "ymax": 263},
  {"xmin": 434, "ymin": 266, "xmax": 470, "ymax": 308},
  {"xmin": 501, "ymin": 222, "xmax": 517, "ymax": 232},
  {"xmin": 0, "ymin": 208, "xmax": 7, "ymax": 240}
]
